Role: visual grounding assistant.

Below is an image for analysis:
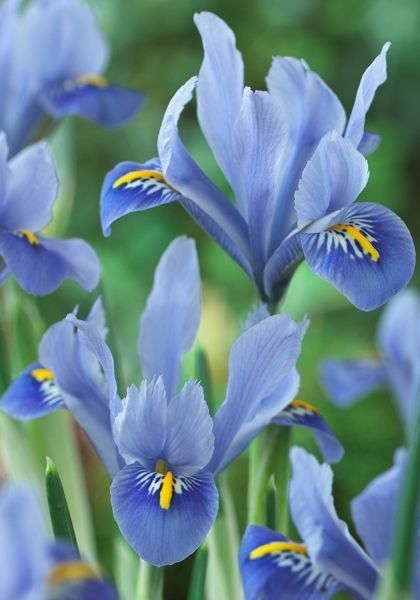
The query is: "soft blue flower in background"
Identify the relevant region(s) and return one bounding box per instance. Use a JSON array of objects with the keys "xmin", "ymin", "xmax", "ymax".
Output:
[
  {"xmin": 320, "ymin": 288, "xmax": 420, "ymax": 434},
  {"xmin": 0, "ymin": 483, "xmax": 117, "ymax": 599},
  {"xmin": 239, "ymin": 446, "xmax": 416, "ymax": 600},
  {"xmin": 0, "ymin": 0, "xmax": 144, "ymax": 156},
  {"xmin": 0, "ymin": 237, "xmax": 344, "ymax": 565},
  {"xmin": 100, "ymin": 11, "xmax": 414, "ymax": 311},
  {"xmin": 0, "ymin": 133, "xmax": 100, "ymax": 295}
]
